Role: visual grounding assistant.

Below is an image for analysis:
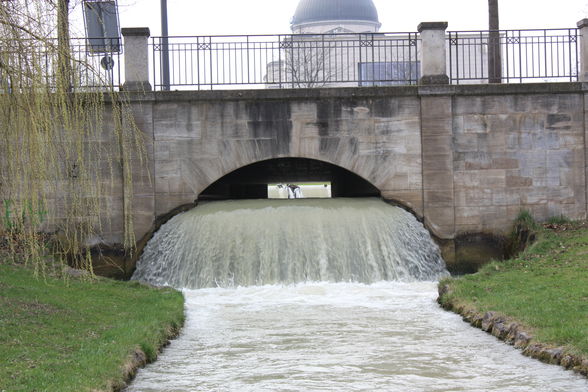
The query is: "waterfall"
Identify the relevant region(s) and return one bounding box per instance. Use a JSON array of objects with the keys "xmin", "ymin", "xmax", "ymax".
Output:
[{"xmin": 132, "ymin": 198, "xmax": 448, "ymax": 289}]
